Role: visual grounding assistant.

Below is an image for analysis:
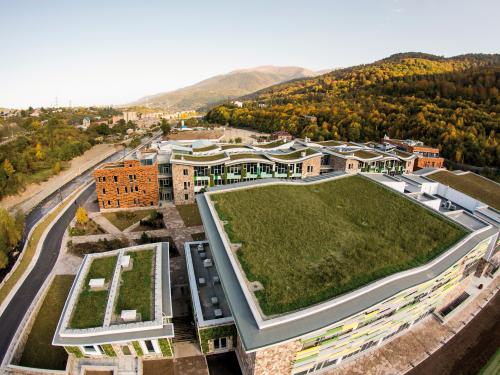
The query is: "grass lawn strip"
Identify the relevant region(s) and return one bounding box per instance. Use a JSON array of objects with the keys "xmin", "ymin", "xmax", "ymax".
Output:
[
  {"xmin": 19, "ymin": 275, "xmax": 74, "ymax": 370},
  {"xmin": 114, "ymin": 249, "xmax": 154, "ymax": 321},
  {"xmin": 427, "ymin": 171, "xmax": 500, "ymax": 210},
  {"xmin": 0, "ymin": 187, "xmax": 83, "ymax": 306},
  {"xmin": 176, "ymin": 204, "xmax": 203, "ymax": 227},
  {"xmin": 211, "ymin": 175, "xmax": 467, "ymax": 316},
  {"xmin": 103, "ymin": 209, "xmax": 155, "ymax": 231},
  {"xmin": 70, "ymin": 256, "xmax": 118, "ymax": 328}
]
